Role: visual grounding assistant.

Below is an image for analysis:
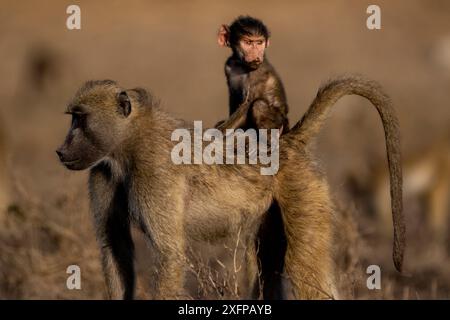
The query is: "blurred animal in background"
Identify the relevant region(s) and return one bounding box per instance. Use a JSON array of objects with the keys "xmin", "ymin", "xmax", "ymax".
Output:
[
  {"xmin": 348, "ymin": 134, "xmax": 449, "ymax": 247},
  {"xmin": 25, "ymin": 46, "xmax": 61, "ymax": 93},
  {"xmin": 14, "ymin": 45, "xmax": 64, "ymax": 108},
  {"xmin": 431, "ymin": 34, "xmax": 450, "ymax": 75},
  {"xmin": 0, "ymin": 118, "xmax": 9, "ymax": 215}
]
